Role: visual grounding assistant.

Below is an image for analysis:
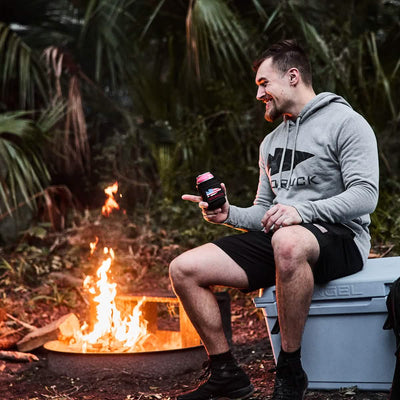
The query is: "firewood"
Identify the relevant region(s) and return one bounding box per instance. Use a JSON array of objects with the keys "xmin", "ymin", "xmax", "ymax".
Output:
[
  {"xmin": 17, "ymin": 313, "xmax": 80, "ymax": 352},
  {"xmin": 6, "ymin": 313, "xmax": 37, "ymax": 331},
  {"xmin": 0, "ymin": 328, "xmax": 25, "ymax": 350},
  {"xmin": 0, "ymin": 350, "xmax": 39, "ymax": 362}
]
